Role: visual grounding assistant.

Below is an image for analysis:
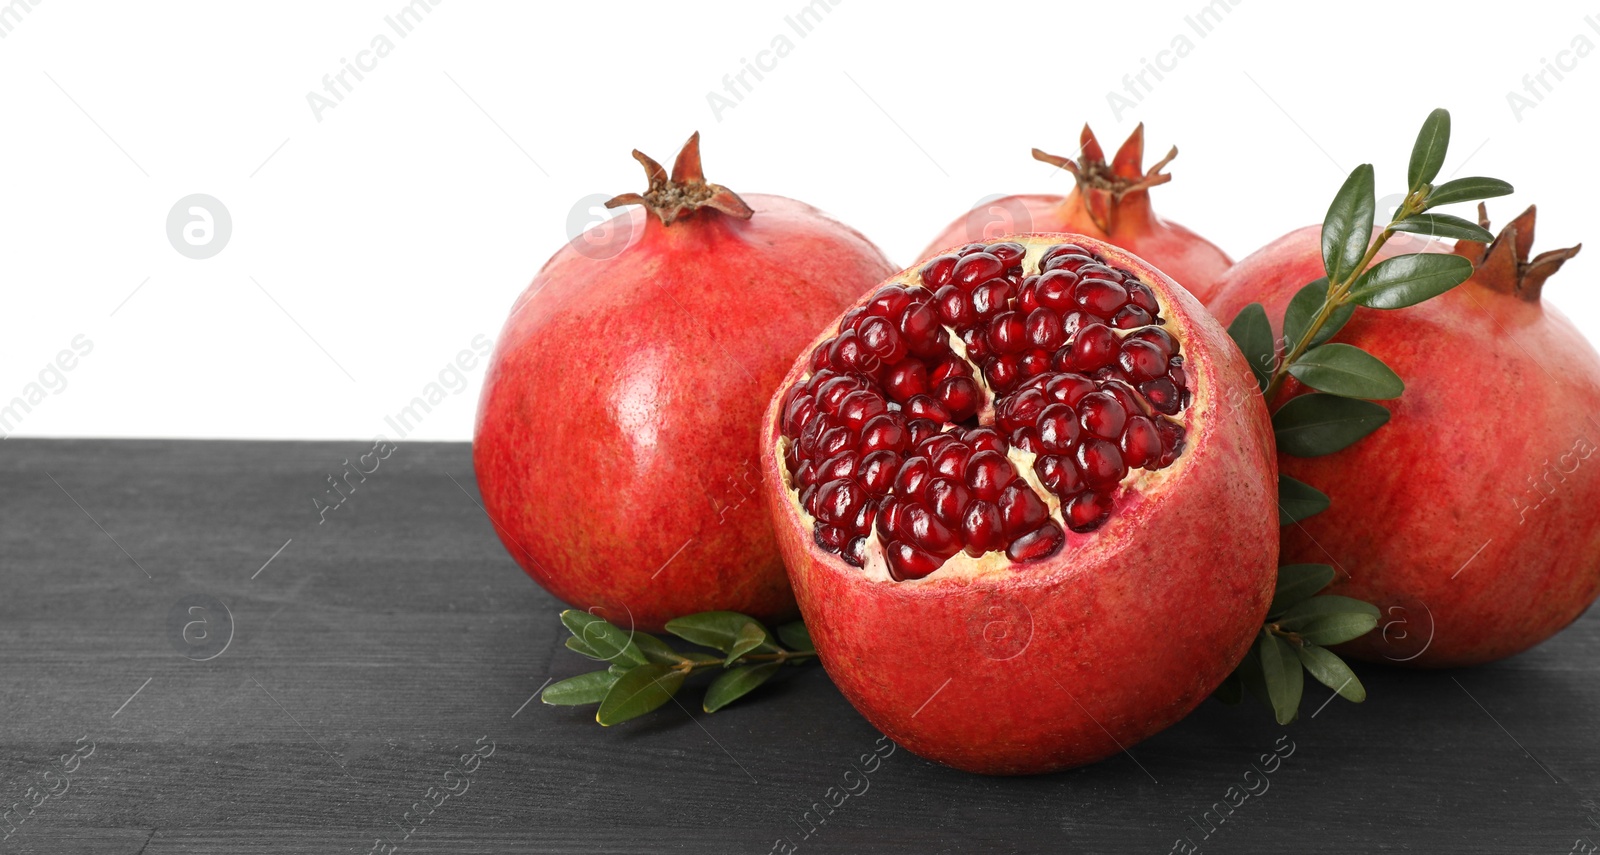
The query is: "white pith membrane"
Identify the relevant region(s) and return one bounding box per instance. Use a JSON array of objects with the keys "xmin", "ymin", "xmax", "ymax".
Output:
[{"xmin": 777, "ymin": 238, "xmax": 1197, "ymax": 583}]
